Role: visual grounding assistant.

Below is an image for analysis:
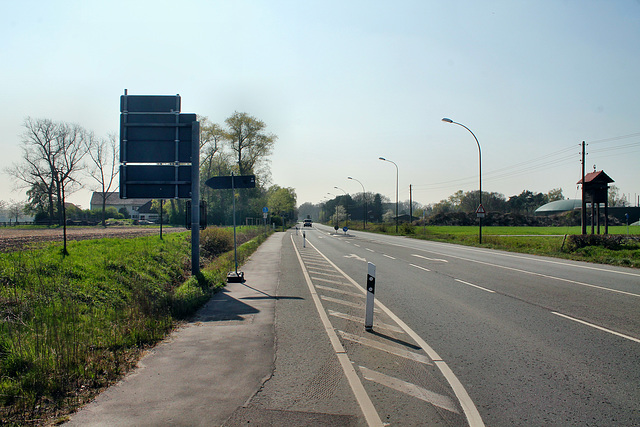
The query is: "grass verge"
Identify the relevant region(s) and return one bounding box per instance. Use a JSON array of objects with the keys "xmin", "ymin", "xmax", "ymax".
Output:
[{"xmin": 0, "ymin": 227, "xmax": 269, "ymax": 425}]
